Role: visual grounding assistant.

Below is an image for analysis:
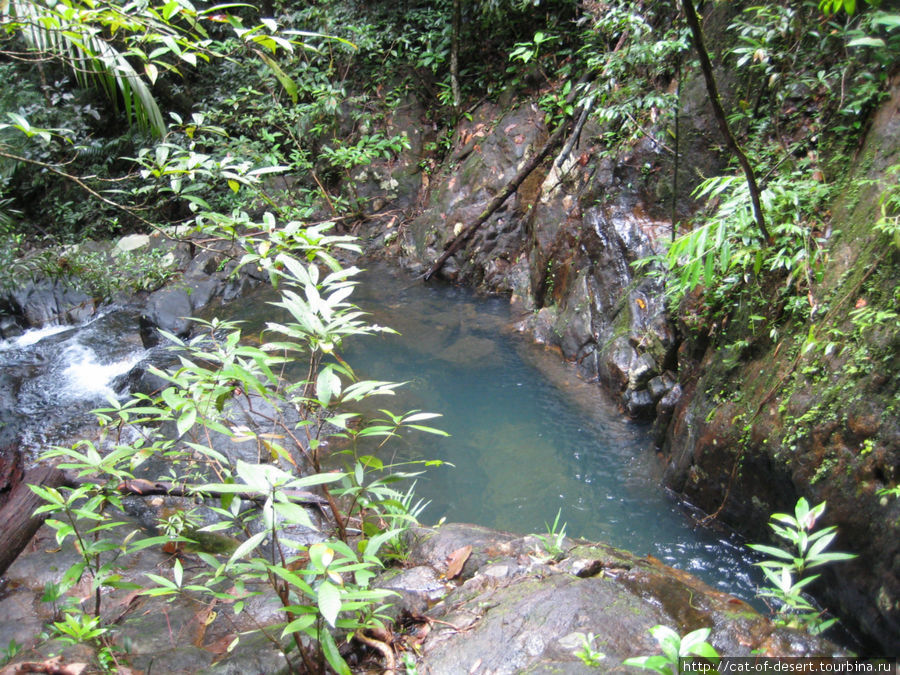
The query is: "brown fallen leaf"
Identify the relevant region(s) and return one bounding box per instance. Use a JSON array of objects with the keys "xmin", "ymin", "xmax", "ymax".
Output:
[
  {"xmin": 192, "ymin": 599, "xmax": 219, "ymax": 647},
  {"xmin": 444, "ymin": 544, "xmax": 472, "ymax": 580}
]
